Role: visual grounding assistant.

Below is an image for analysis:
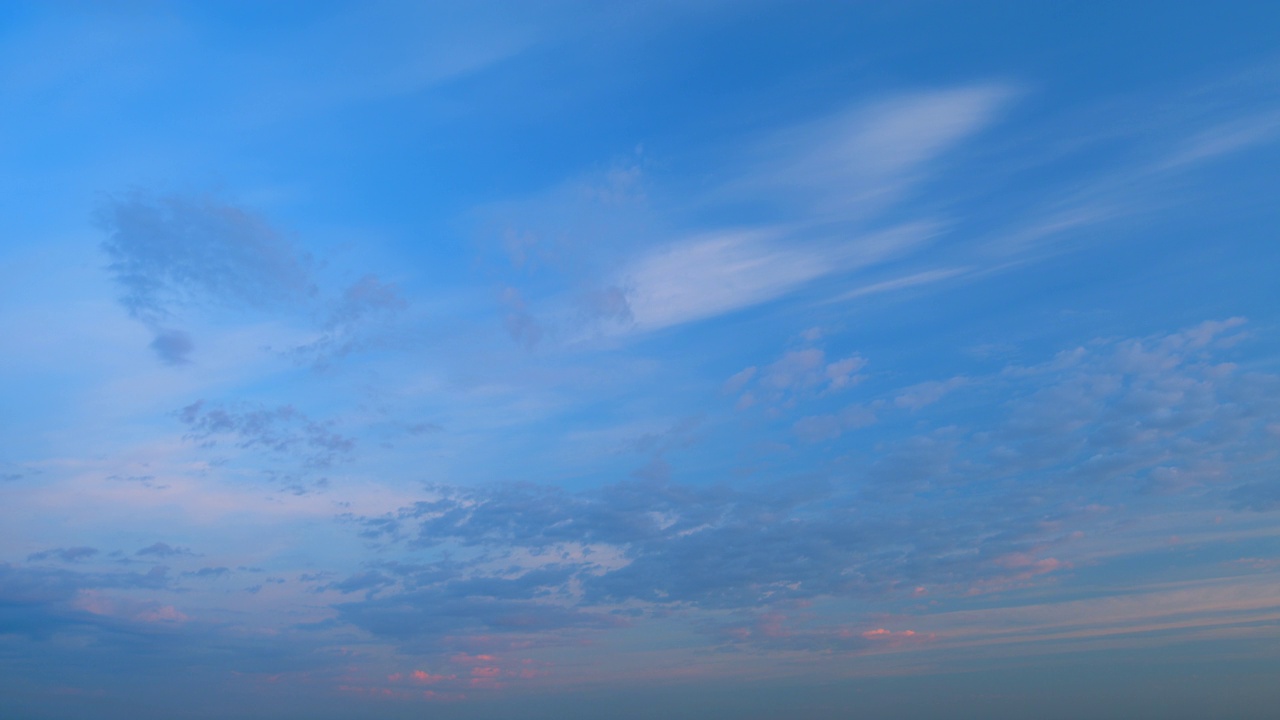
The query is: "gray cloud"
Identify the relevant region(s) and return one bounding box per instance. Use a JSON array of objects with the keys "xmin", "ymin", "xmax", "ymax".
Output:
[
  {"xmin": 135, "ymin": 542, "xmax": 194, "ymax": 558},
  {"xmin": 336, "ymin": 320, "xmax": 1280, "ymax": 649},
  {"xmin": 334, "ymin": 579, "xmax": 621, "ymax": 647},
  {"xmin": 178, "ymin": 400, "xmax": 355, "ymax": 469},
  {"xmin": 97, "ymin": 192, "xmax": 315, "ymax": 323},
  {"xmin": 501, "ymin": 287, "xmax": 544, "ymax": 349},
  {"xmin": 26, "ymin": 546, "xmax": 99, "ymax": 563},
  {"xmin": 97, "ymin": 192, "xmax": 317, "ymax": 364},
  {"xmin": 97, "ymin": 193, "xmax": 417, "ymax": 370},
  {"xmin": 289, "ymin": 274, "xmax": 408, "ymax": 368},
  {"xmin": 1230, "ymin": 482, "xmax": 1280, "ymax": 512},
  {"xmin": 148, "ymin": 327, "xmax": 194, "ymax": 365}
]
